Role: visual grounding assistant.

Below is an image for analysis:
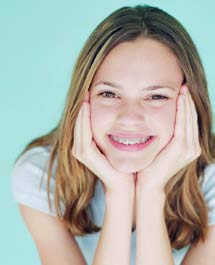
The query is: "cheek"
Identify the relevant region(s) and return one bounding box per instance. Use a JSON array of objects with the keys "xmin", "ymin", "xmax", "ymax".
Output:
[
  {"xmin": 90, "ymin": 104, "xmax": 115, "ymax": 136},
  {"xmin": 150, "ymin": 103, "xmax": 176, "ymax": 135}
]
